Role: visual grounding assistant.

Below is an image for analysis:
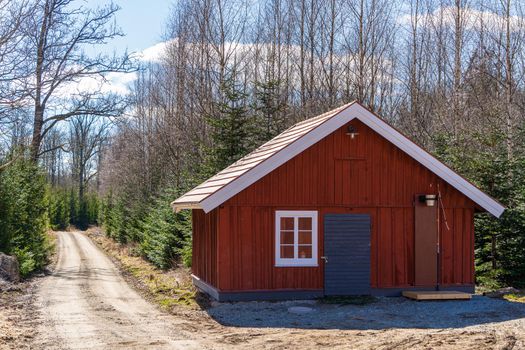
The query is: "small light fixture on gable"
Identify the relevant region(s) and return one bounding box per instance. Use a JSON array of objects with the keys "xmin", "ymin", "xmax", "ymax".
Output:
[
  {"xmin": 419, "ymin": 194, "xmax": 438, "ymax": 207},
  {"xmin": 346, "ymin": 125, "xmax": 359, "ymax": 139}
]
